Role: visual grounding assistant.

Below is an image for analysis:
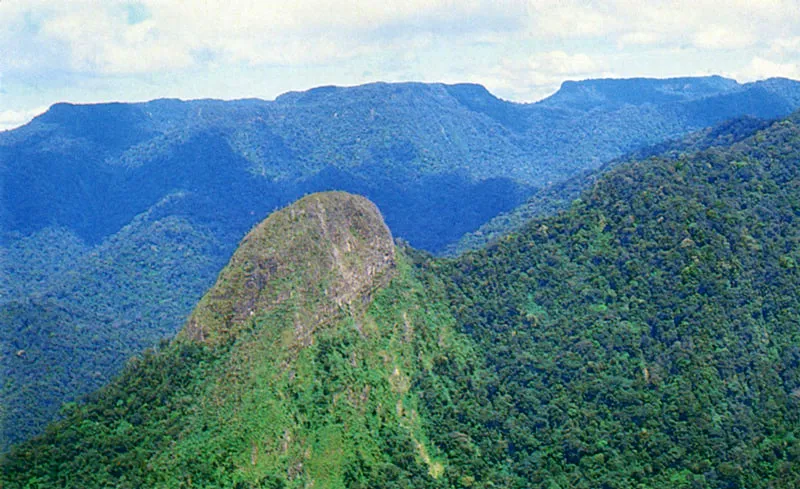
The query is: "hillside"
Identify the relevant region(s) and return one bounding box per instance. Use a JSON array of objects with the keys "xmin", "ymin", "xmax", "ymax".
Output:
[
  {"xmin": 451, "ymin": 115, "xmax": 774, "ymax": 254},
  {"xmin": 440, "ymin": 112, "xmax": 800, "ymax": 486},
  {"xmin": 5, "ymin": 77, "xmax": 800, "ymax": 252},
  {"xmin": 1, "ymin": 192, "xmax": 483, "ymax": 487},
  {"xmin": 5, "ymin": 76, "xmax": 800, "ymax": 450},
  {"xmin": 0, "ymin": 211, "xmax": 225, "ymax": 449},
  {"xmin": 6, "ymin": 111, "xmax": 800, "ymax": 487}
]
